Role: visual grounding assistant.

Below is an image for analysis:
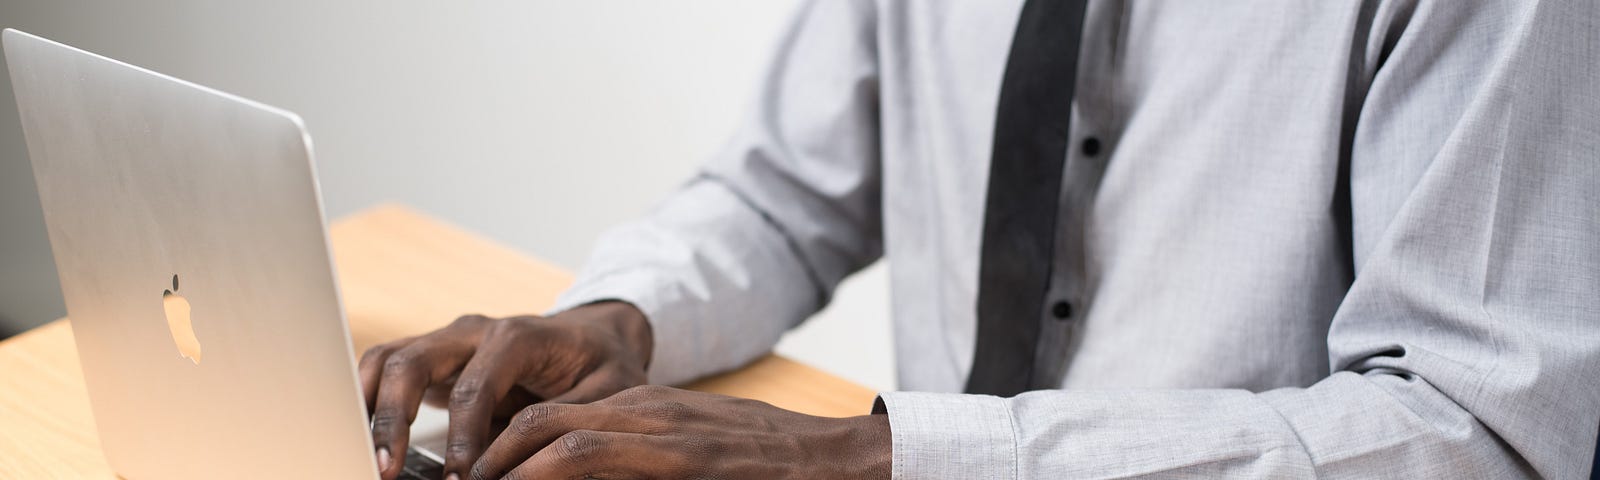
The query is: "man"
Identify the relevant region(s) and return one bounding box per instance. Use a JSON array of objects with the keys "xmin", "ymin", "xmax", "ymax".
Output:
[{"xmin": 360, "ymin": 1, "xmax": 1600, "ymax": 478}]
